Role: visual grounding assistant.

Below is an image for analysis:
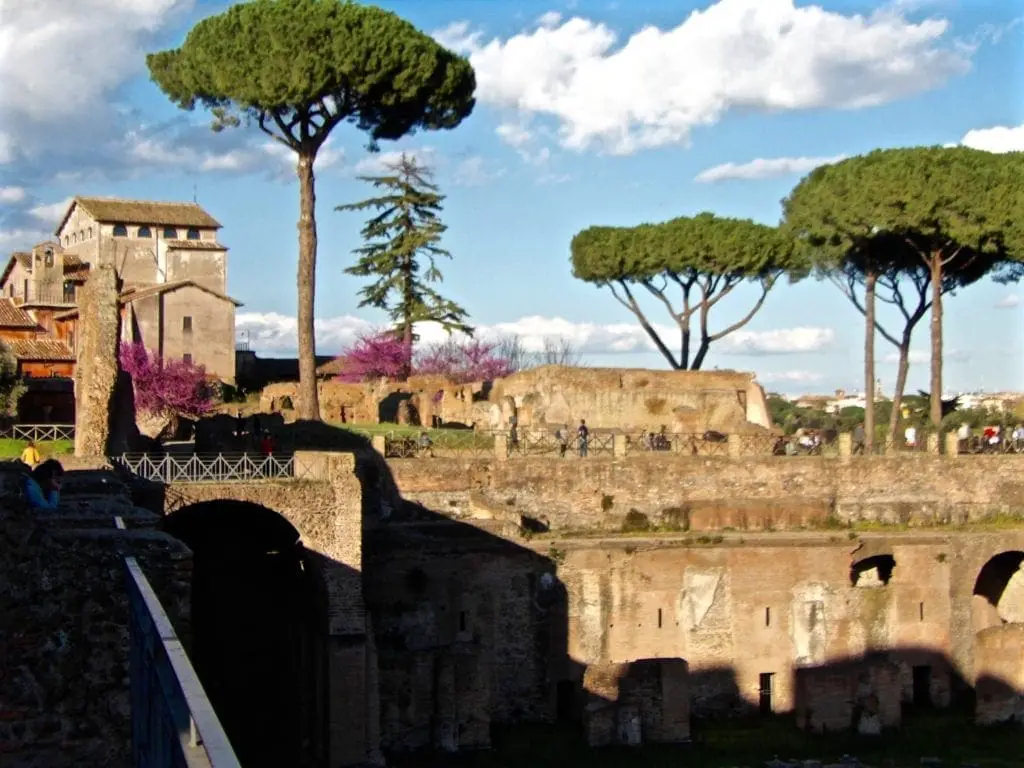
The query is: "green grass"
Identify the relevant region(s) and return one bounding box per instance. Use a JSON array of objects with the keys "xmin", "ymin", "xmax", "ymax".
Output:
[
  {"xmin": 389, "ymin": 715, "xmax": 1022, "ymax": 768},
  {"xmin": 334, "ymin": 422, "xmax": 496, "ymax": 449},
  {"xmin": 0, "ymin": 439, "xmax": 73, "ymax": 459}
]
